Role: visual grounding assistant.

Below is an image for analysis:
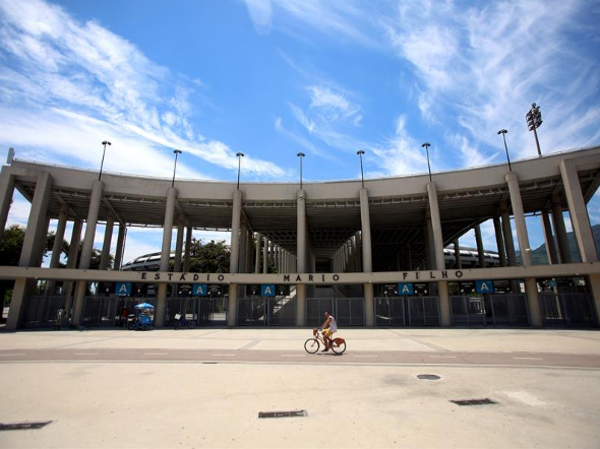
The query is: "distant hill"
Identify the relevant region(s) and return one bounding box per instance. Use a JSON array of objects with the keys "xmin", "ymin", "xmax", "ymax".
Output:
[{"xmin": 518, "ymin": 224, "xmax": 600, "ymax": 265}]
